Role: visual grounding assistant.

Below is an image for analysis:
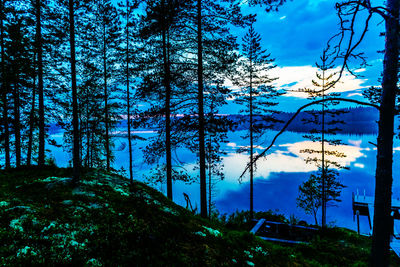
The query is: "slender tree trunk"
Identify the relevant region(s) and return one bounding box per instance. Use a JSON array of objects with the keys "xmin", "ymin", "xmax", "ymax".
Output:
[
  {"xmin": 85, "ymin": 87, "xmax": 90, "ymax": 167},
  {"xmin": 162, "ymin": 0, "xmax": 173, "ymax": 200},
  {"xmin": 27, "ymin": 52, "xmax": 37, "ymax": 166},
  {"xmin": 103, "ymin": 22, "xmax": 110, "ymax": 172},
  {"xmin": 371, "ymin": 0, "xmax": 399, "ymax": 265},
  {"xmin": 207, "ymin": 99, "xmax": 214, "ymax": 217},
  {"xmin": 313, "ymin": 209, "xmax": 318, "ymax": 226},
  {"xmin": 13, "ymin": 79, "xmax": 21, "ymax": 167},
  {"xmin": 36, "ymin": 0, "xmax": 45, "ymax": 166},
  {"xmin": 249, "ymin": 59, "xmax": 254, "ymax": 220},
  {"xmin": 197, "ymin": 0, "xmax": 207, "ymax": 218},
  {"xmin": 321, "ymin": 57, "xmax": 326, "ymax": 228},
  {"xmin": 126, "ymin": 0, "xmax": 133, "ymax": 184},
  {"xmin": 69, "ymin": 0, "xmax": 80, "ymax": 183},
  {"xmin": 0, "ymin": 0, "xmax": 10, "ymax": 169},
  {"xmin": 208, "ymin": 133, "xmax": 212, "ymax": 216}
]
